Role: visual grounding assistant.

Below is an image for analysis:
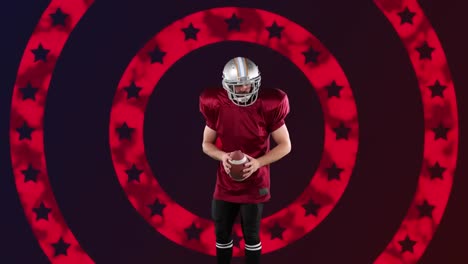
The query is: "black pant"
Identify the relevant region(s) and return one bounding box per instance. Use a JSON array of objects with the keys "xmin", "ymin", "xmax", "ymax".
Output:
[{"xmin": 212, "ymin": 199, "xmax": 263, "ymax": 264}]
